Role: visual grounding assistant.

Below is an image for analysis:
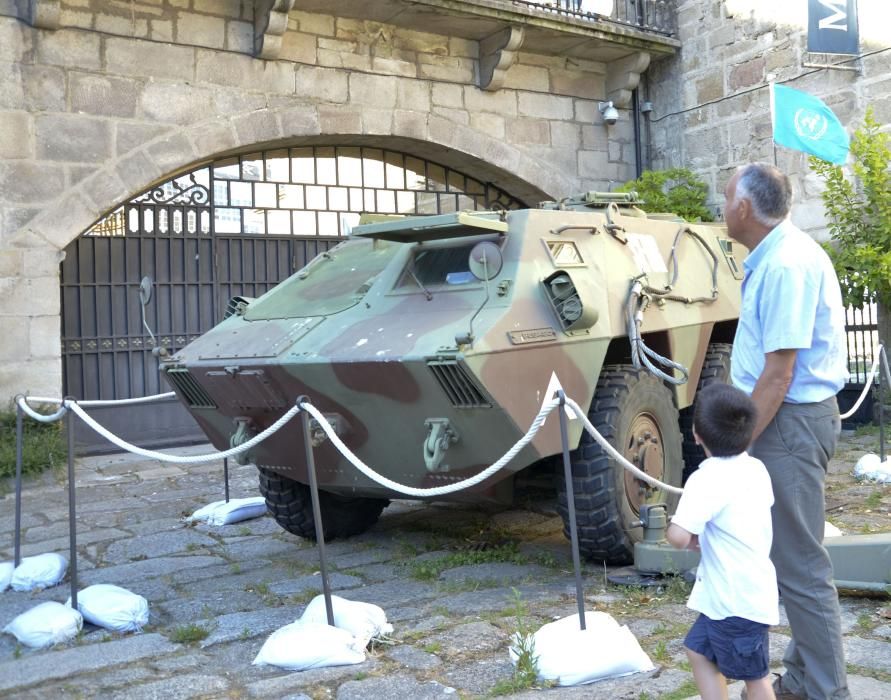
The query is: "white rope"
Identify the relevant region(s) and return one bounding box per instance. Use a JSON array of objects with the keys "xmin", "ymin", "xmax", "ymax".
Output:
[
  {"xmin": 15, "ymin": 395, "xmax": 68, "ymax": 423},
  {"xmin": 840, "ymin": 351, "xmax": 881, "ymax": 420},
  {"xmin": 20, "ymin": 392, "xmax": 176, "ymax": 408},
  {"xmin": 65, "ymin": 400, "xmax": 303, "ymax": 464}
]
